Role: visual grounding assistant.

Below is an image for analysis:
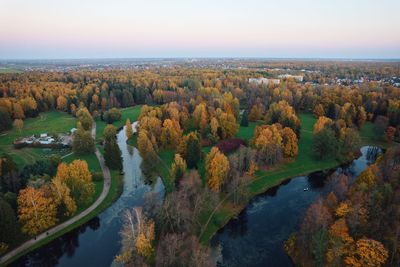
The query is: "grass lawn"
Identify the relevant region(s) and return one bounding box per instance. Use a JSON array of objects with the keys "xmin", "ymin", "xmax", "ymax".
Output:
[
  {"xmin": 0, "ymin": 111, "xmax": 76, "ymax": 168},
  {"xmin": 198, "ymin": 113, "xmax": 390, "ymax": 243},
  {"xmin": 96, "ymin": 105, "xmax": 142, "ymax": 140}
]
